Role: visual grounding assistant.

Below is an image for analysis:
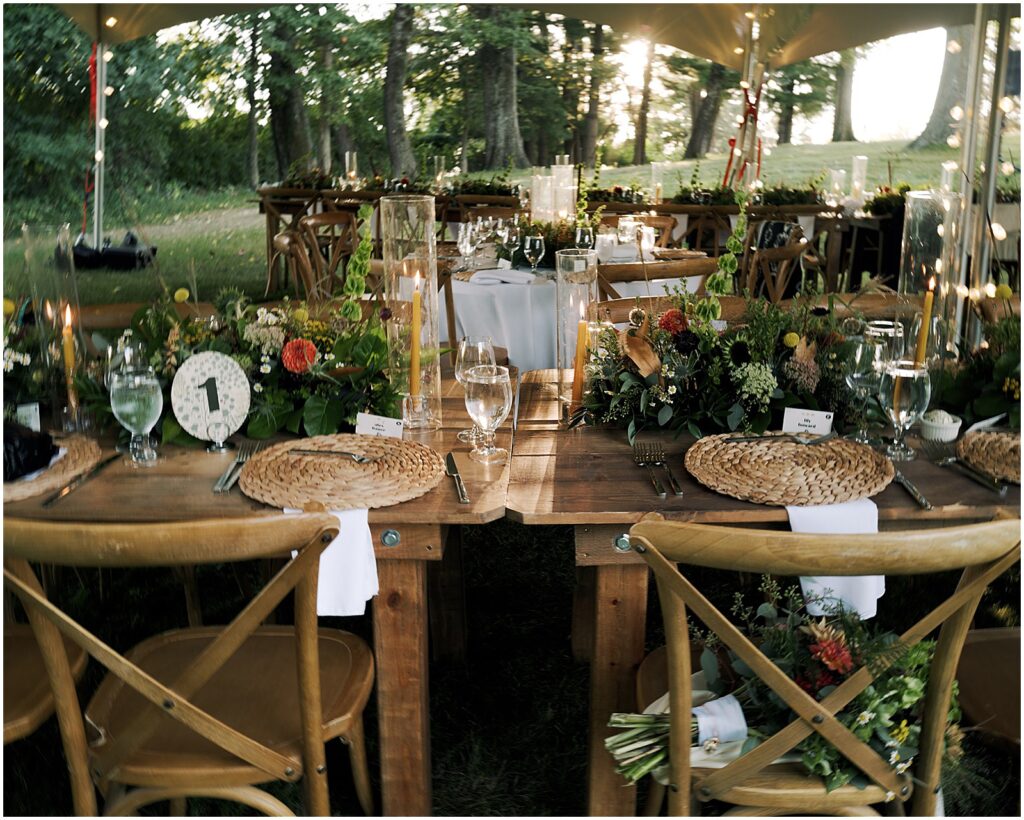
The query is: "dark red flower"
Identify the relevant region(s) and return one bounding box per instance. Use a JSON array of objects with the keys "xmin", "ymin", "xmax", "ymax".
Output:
[
  {"xmin": 658, "ymin": 308, "xmax": 688, "ymax": 335},
  {"xmin": 282, "ymin": 338, "xmax": 318, "ymax": 374}
]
